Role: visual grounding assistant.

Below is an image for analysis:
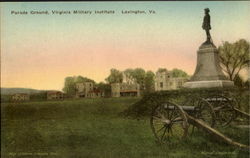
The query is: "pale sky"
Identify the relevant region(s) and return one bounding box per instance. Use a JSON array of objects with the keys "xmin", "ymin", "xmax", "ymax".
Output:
[{"xmin": 1, "ymin": 2, "xmax": 250, "ymax": 90}]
